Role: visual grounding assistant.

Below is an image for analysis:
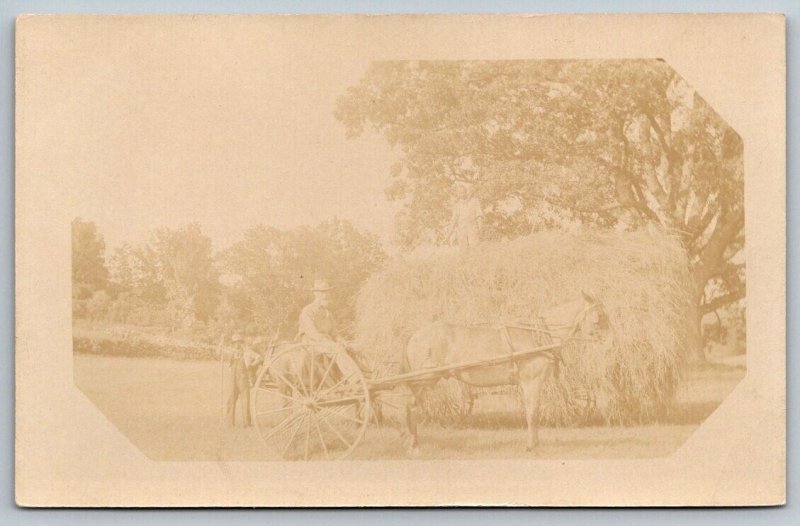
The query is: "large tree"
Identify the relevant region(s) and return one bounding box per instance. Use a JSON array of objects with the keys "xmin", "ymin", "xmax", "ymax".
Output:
[
  {"xmin": 147, "ymin": 223, "xmax": 220, "ymax": 328},
  {"xmin": 335, "ymin": 60, "xmax": 744, "ymax": 361}
]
